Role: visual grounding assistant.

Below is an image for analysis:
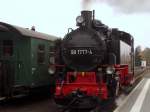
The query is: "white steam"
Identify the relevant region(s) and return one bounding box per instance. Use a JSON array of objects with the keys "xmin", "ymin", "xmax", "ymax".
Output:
[
  {"xmin": 82, "ymin": 0, "xmax": 150, "ymax": 13},
  {"xmin": 82, "ymin": 0, "xmax": 93, "ymax": 10}
]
